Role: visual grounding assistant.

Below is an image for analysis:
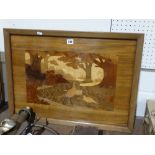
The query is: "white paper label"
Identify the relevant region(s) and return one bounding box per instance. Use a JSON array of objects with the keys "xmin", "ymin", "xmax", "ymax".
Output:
[
  {"xmin": 37, "ymin": 31, "xmax": 43, "ymax": 35},
  {"xmin": 67, "ymin": 38, "xmax": 74, "ymax": 44}
]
